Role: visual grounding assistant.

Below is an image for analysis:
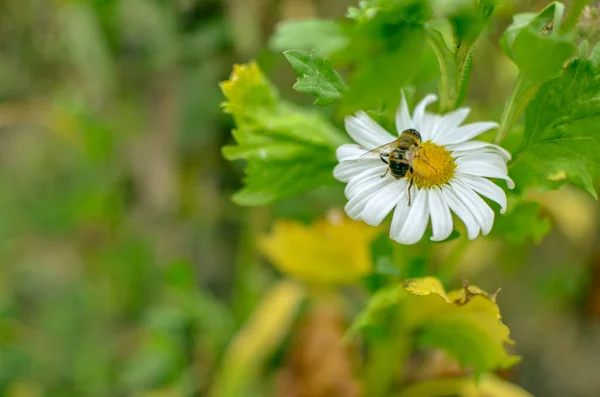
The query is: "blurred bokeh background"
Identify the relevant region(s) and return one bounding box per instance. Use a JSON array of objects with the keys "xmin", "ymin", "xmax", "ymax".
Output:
[{"xmin": 0, "ymin": 0, "xmax": 599, "ymax": 396}]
